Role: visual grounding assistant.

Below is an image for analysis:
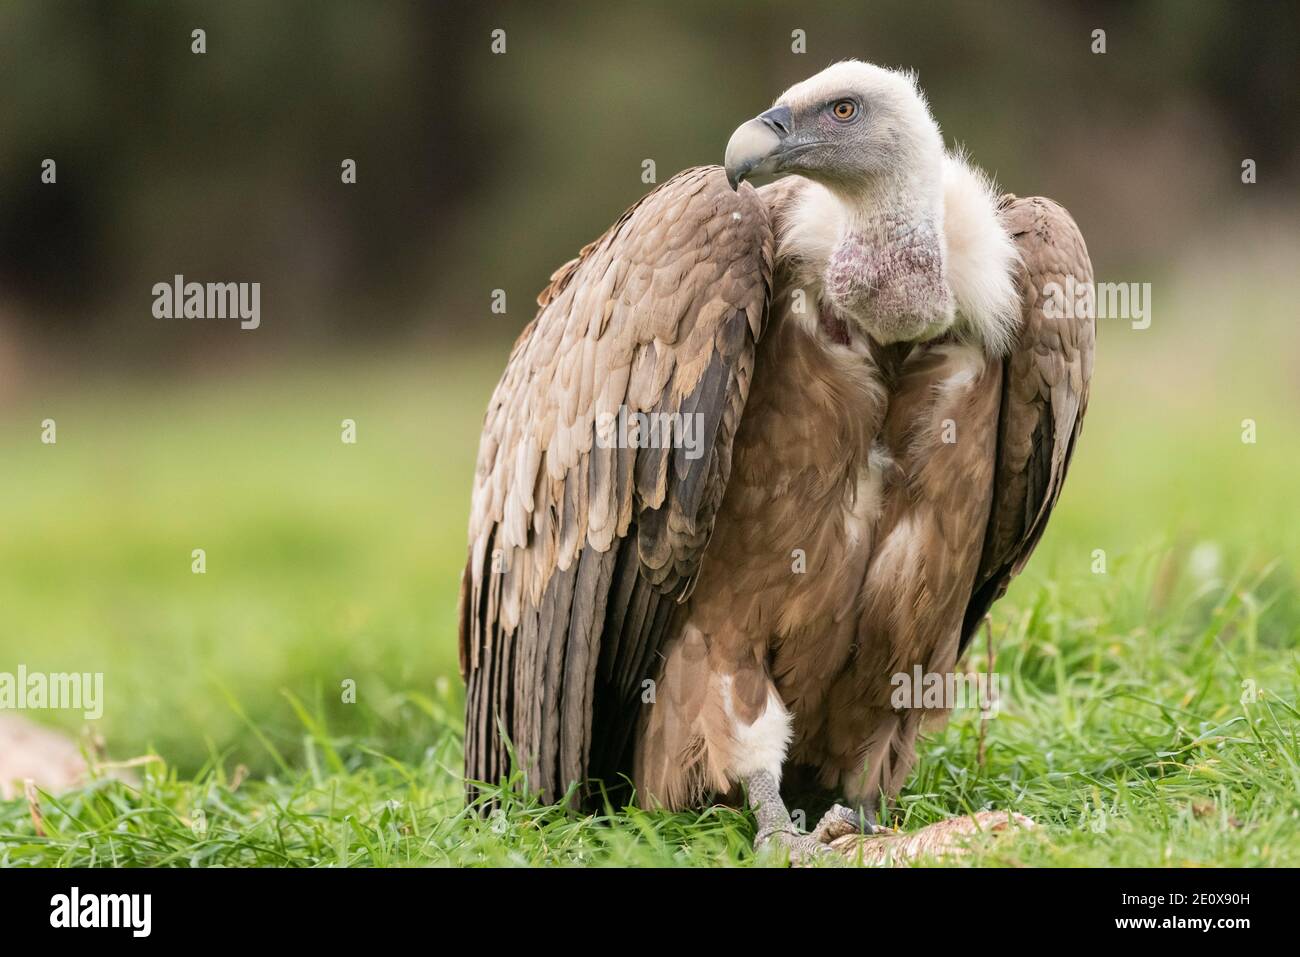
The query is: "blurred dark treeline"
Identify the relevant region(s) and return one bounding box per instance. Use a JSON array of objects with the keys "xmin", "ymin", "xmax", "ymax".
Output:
[{"xmin": 0, "ymin": 0, "xmax": 1295, "ymax": 369}]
